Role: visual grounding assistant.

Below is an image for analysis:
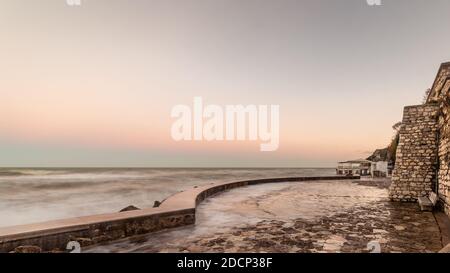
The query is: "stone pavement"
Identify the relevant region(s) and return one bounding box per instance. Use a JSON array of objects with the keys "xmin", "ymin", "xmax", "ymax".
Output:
[
  {"xmin": 177, "ymin": 201, "xmax": 442, "ymax": 253},
  {"xmin": 86, "ymin": 179, "xmax": 443, "ymax": 253}
]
